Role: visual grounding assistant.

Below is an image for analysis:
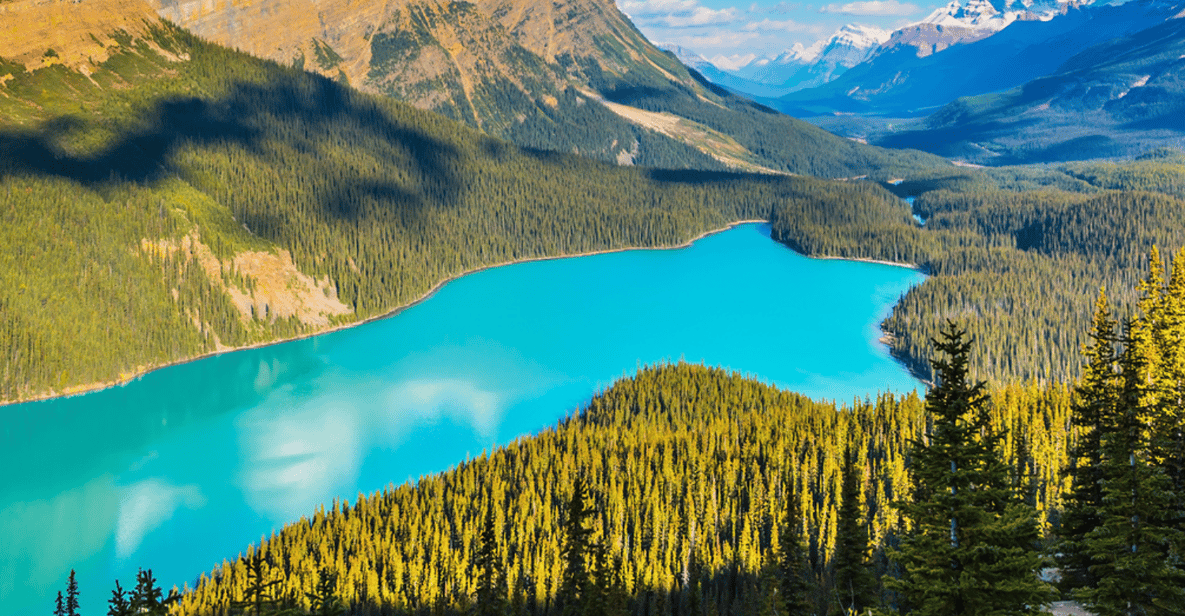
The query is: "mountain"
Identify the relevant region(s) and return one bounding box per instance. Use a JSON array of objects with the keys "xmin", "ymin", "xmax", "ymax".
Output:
[
  {"xmin": 679, "ymin": 24, "xmax": 890, "ymax": 99},
  {"xmin": 885, "ymin": 0, "xmax": 1080, "ymax": 58},
  {"xmin": 876, "ymin": 14, "xmax": 1185, "ymax": 164},
  {"xmin": 776, "ymin": 0, "xmax": 1180, "ymax": 117},
  {"xmin": 144, "ymin": 0, "xmax": 939, "ymax": 176},
  {"xmin": 0, "ymin": 0, "xmax": 945, "ymax": 402}
]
